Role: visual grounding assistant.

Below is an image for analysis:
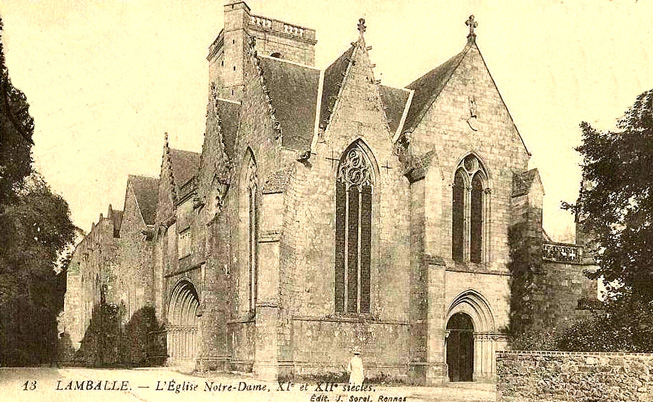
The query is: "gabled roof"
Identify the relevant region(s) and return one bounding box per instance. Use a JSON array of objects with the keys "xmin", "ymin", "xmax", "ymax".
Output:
[
  {"xmin": 403, "ymin": 41, "xmax": 531, "ymax": 155},
  {"xmin": 169, "ymin": 148, "xmax": 201, "ymax": 188},
  {"xmin": 128, "ymin": 175, "xmax": 160, "ymax": 225},
  {"xmin": 379, "ymin": 85, "xmax": 411, "ymax": 134},
  {"xmin": 403, "ymin": 48, "xmax": 468, "ymax": 134},
  {"xmin": 319, "ymin": 45, "xmax": 355, "ymax": 130},
  {"xmin": 258, "ymin": 56, "xmax": 320, "ymax": 151},
  {"xmin": 216, "ymin": 99, "xmax": 241, "ymax": 158},
  {"xmin": 512, "ymin": 168, "xmax": 543, "ymax": 197}
]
